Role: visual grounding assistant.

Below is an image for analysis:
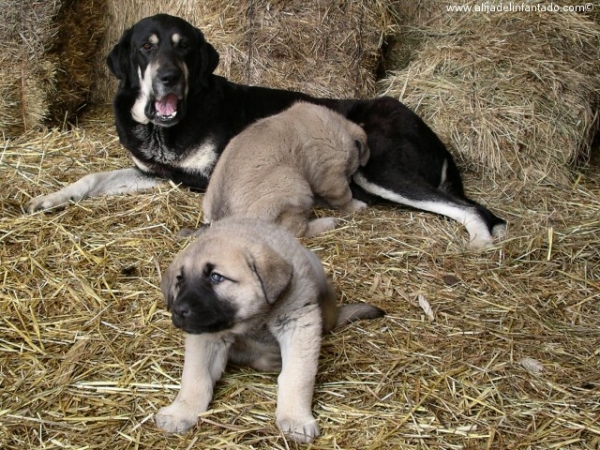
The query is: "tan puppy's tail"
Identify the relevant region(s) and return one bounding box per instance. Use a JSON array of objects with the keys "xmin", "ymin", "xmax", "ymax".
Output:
[{"xmin": 335, "ymin": 303, "xmax": 385, "ymax": 329}]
